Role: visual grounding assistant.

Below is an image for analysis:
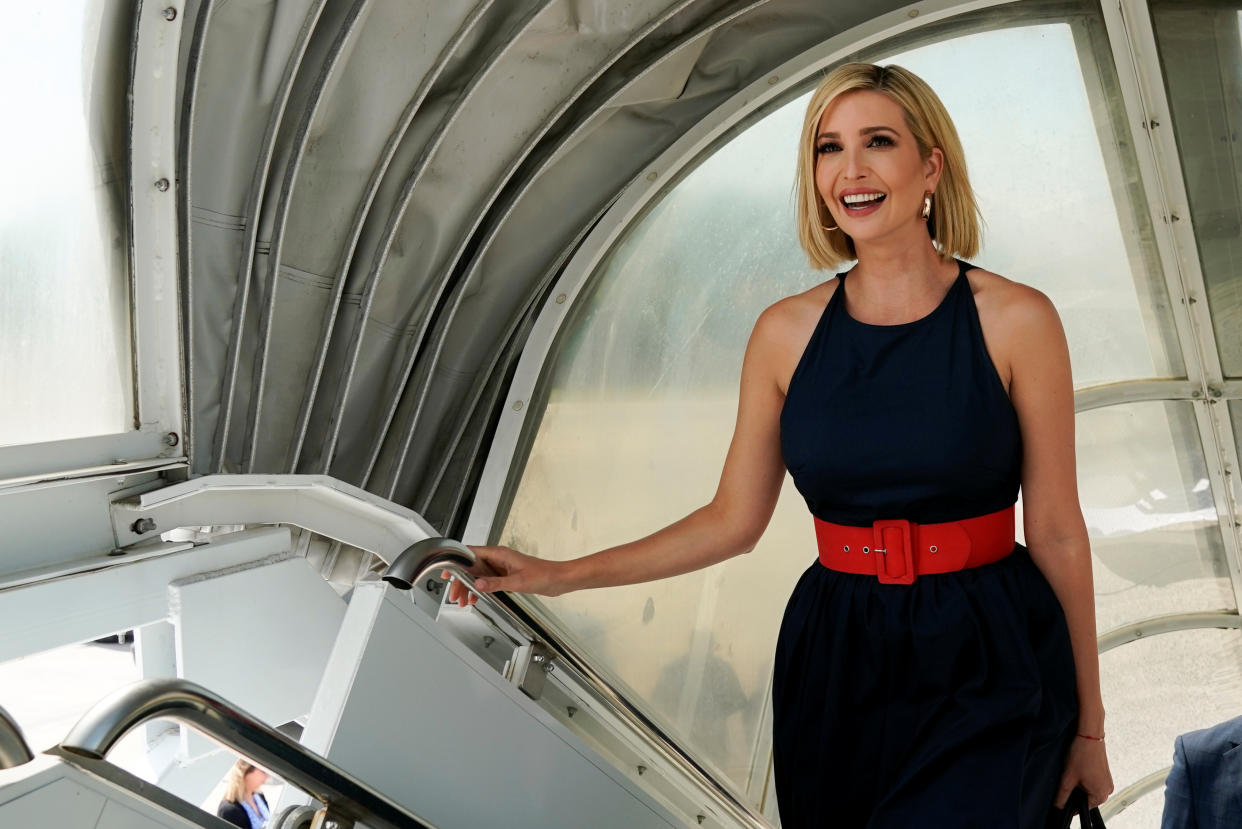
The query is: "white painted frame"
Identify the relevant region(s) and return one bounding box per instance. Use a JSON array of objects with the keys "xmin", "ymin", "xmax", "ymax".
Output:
[{"xmin": 0, "ymin": 1, "xmax": 186, "ymax": 487}]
